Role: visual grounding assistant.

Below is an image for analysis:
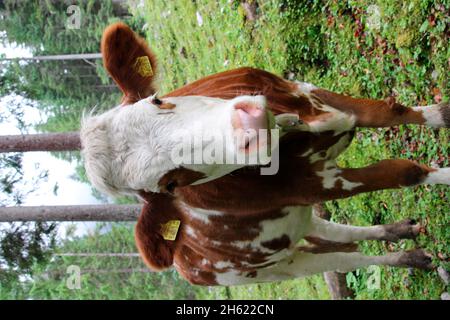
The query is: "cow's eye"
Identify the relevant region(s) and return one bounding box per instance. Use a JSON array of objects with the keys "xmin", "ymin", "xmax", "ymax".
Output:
[
  {"xmin": 152, "ymin": 97, "xmax": 163, "ymax": 105},
  {"xmin": 166, "ymin": 180, "xmax": 177, "ymax": 194}
]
